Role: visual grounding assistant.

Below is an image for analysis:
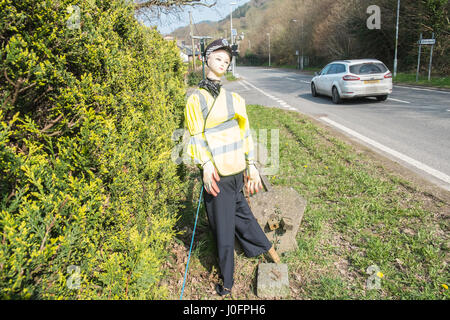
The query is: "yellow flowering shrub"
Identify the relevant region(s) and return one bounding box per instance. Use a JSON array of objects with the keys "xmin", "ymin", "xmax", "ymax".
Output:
[{"xmin": 0, "ymin": 0, "xmax": 186, "ymax": 299}]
